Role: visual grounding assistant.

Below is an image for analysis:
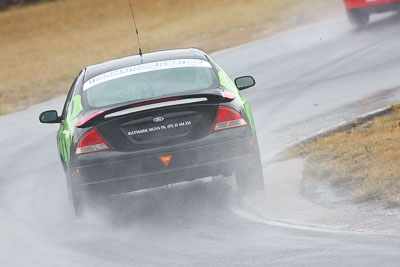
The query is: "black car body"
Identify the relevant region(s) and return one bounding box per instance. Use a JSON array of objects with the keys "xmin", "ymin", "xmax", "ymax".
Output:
[{"xmin": 40, "ymin": 48, "xmax": 264, "ymax": 216}]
